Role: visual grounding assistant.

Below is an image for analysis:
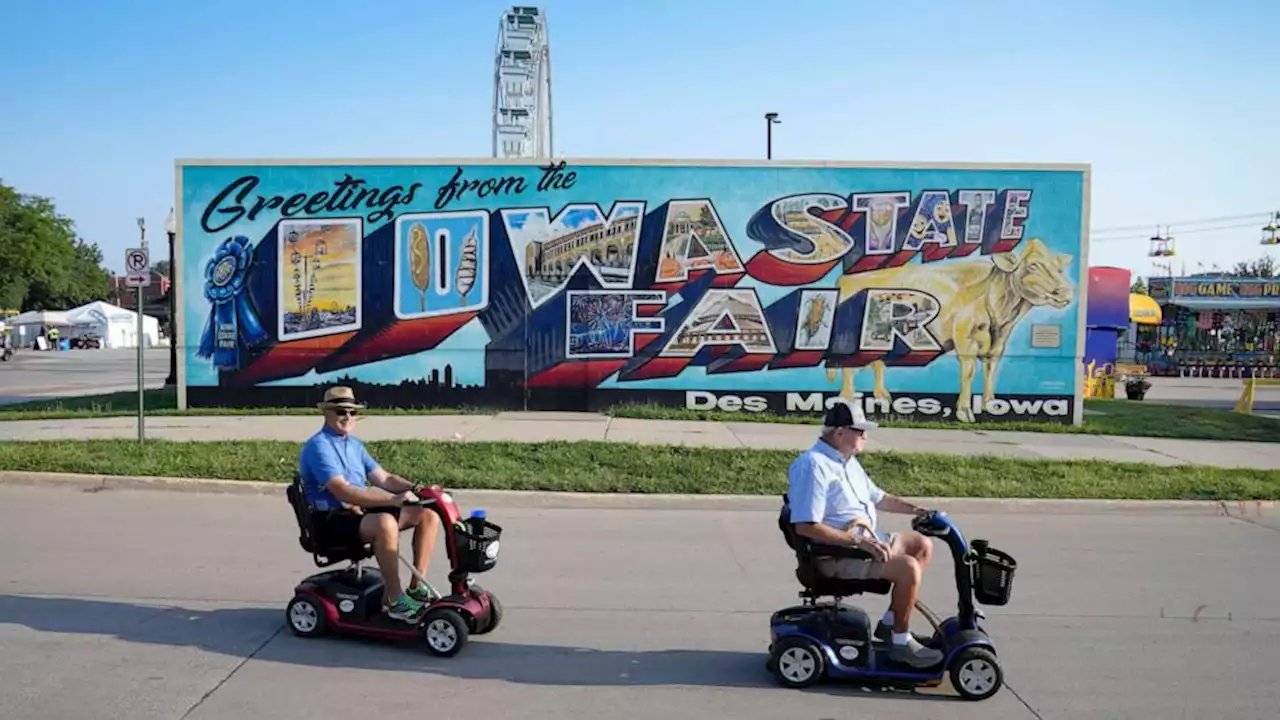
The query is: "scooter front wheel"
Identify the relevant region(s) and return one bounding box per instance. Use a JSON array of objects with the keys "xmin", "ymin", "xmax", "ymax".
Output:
[
  {"xmin": 950, "ymin": 646, "xmax": 1003, "ymax": 700},
  {"xmin": 420, "ymin": 607, "xmax": 469, "ymax": 657},
  {"xmin": 474, "ymin": 590, "xmax": 503, "ymax": 635}
]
